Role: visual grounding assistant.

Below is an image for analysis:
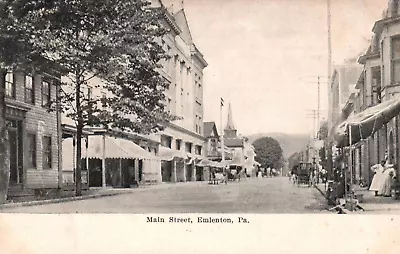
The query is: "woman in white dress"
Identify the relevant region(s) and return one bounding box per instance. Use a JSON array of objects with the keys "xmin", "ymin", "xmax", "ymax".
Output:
[
  {"xmin": 379, "ymin": 165, "xmax": 396, "ymax": 197},
  {"xmin": 369, "ymin": 160, "xmax": 386, "ymax": 196}
]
